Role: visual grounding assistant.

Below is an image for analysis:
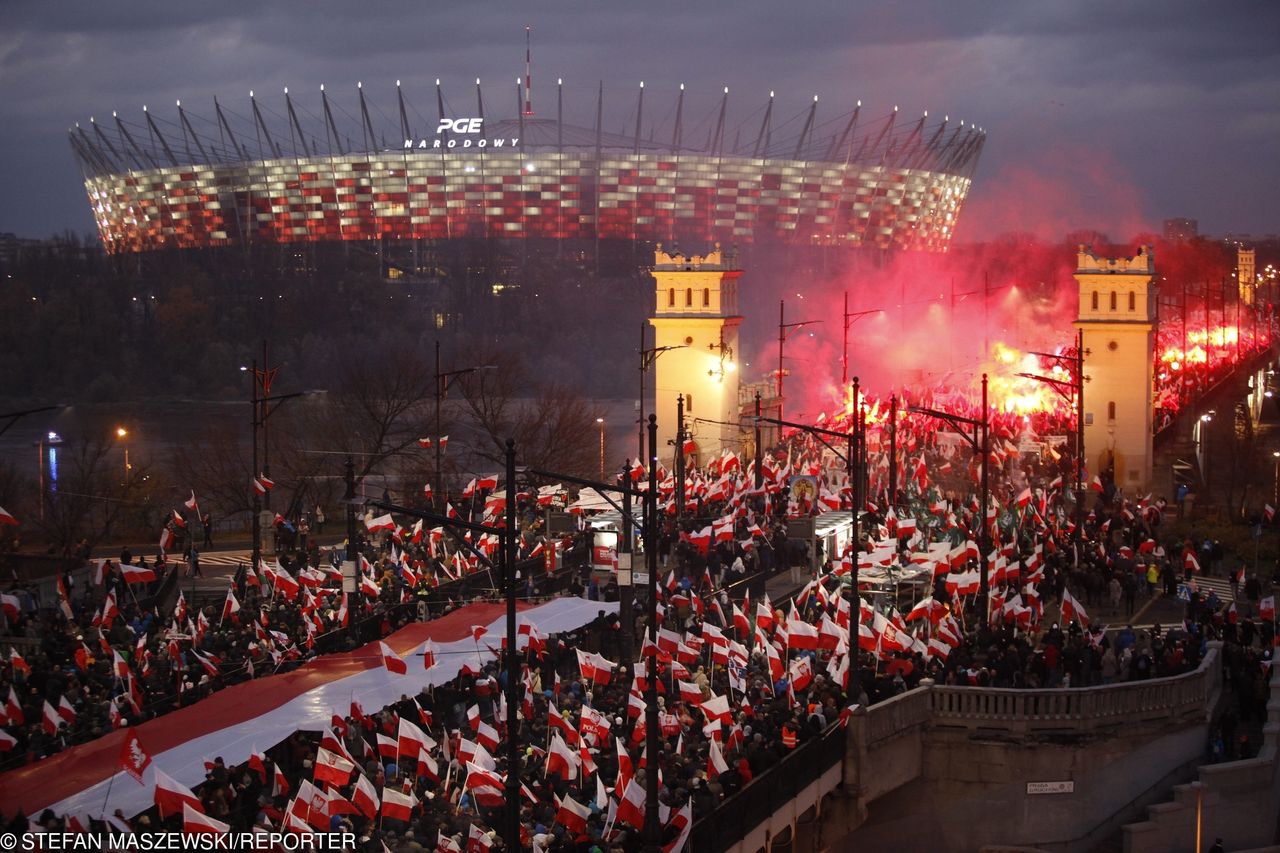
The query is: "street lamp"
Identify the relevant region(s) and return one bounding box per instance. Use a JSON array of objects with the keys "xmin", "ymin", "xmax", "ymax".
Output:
[
  {"xmin": 115, "ymin": 427, "xmax": 130, "ymax": 482},
  {"xmin": 841, "ymin": 292, "xmax": 881, "ymax": 387},
  {"xmin": 753, "ymin": 387, "xmax": 864, "ymax": 648},
  {"xmin": 910, "ymin": 374, "xmax": 991, "ymax": 620},
  {"xmin": 596, "ymin": 417, "xmax": 606, "ymax": 481},
  {"xmin": 245, "ymin": 359, "xmax": 306, "ymax": 577},
  {"xmin": 777, "ymin": 299, "xmax": 821, "ymax": 423},
  {"xmin": 1018, "ymin": 330, "xmax": 1088, "ymax": 562},
  {"xmin": 433, "ymin": 340, "xmax": 495, "ymax": 504},
  {"xmin": 637, "ymin": 325, "xmax": 685, "ymax": 463}
]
